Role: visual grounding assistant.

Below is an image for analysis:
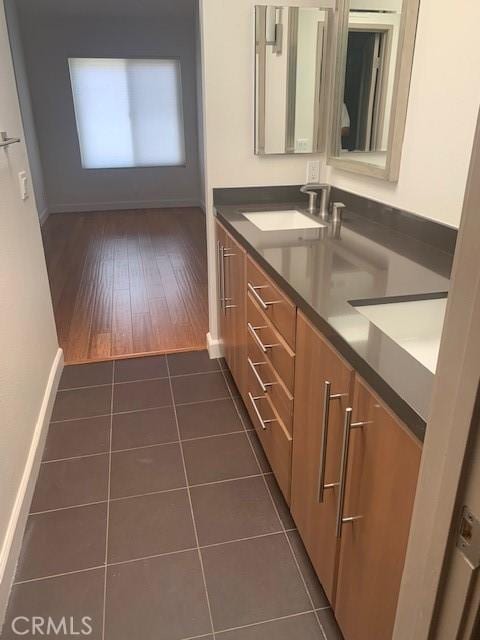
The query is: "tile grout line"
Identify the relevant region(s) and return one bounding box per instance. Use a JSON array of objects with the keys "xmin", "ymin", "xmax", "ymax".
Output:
[
  {"xmin": 50, "ymin": 394, "xmax": 233, "ymax": 424},
  {"xmin": 165, "ymin": 357, "xmax": 217, "ymax": 640},
  {"xmin": 219, "ymin": 367, "xmax": 329, "ymax": 640},
  {"xmin": 42, "ymin": 427, "xmax": 252, "ymax": 464},
  {"xmin": 57, "ymin": 366, "xmax": 224, "ymax": 393},
  {"xmin": 29, "ymin": 471, "xmax": 271, "ymax": 517},
  {"xmin": 101, "ymin": 363, "xmax": 115, "ymax": 640}
]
